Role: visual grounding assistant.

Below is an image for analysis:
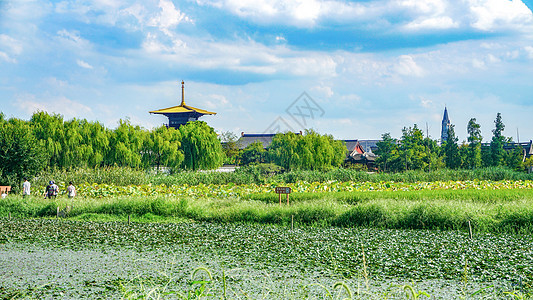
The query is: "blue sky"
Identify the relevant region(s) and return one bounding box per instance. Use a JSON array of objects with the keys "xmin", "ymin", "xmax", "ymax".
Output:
[{"xmin": 1, "ymin": 0, "xmax": 533, "ymax": 142}]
